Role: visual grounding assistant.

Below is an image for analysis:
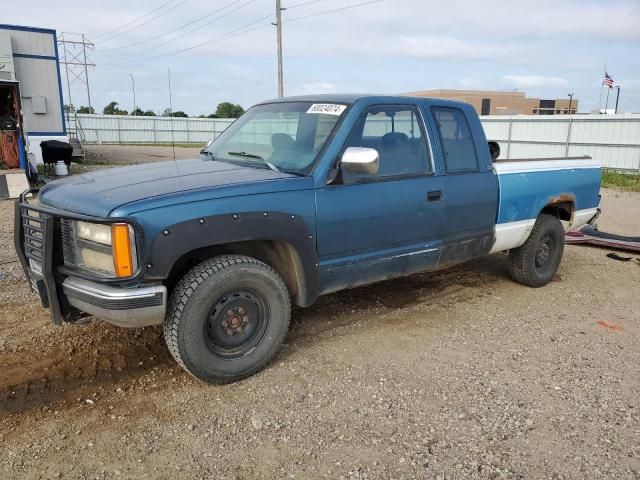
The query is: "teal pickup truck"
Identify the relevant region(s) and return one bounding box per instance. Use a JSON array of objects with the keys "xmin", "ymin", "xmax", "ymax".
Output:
[{"xmin": 15, "ymin": 94, "xmax": 601, "ymax": 383}]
